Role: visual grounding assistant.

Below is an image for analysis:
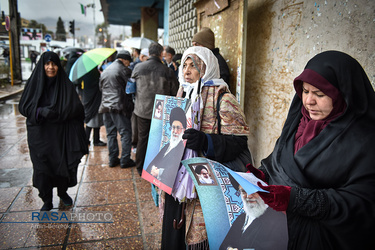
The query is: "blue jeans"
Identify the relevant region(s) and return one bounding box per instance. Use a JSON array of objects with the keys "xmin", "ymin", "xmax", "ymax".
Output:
[{"xmin": 103, "ymin": 112, "xmax": 132, "ymax": 165}]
